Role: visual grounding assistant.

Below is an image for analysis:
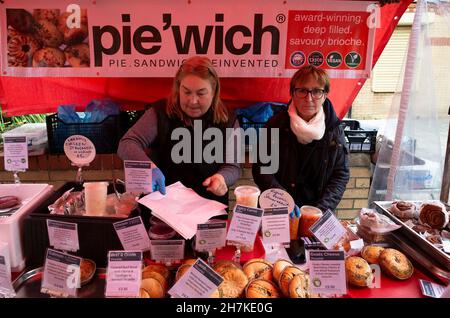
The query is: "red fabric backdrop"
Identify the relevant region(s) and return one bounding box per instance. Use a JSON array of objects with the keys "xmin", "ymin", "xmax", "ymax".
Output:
[{"xmin": 0, "ymin": 1, "xmax": 412, "ymax": 117}]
